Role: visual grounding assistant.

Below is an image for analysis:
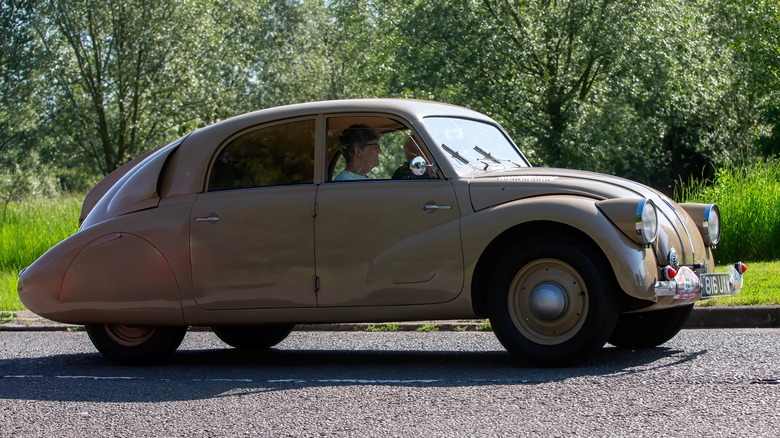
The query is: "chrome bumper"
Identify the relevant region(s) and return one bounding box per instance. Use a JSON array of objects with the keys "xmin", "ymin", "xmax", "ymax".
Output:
[{"xmin": 654, "ymin": 265, "xmax": 744, "ymax": 300}]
